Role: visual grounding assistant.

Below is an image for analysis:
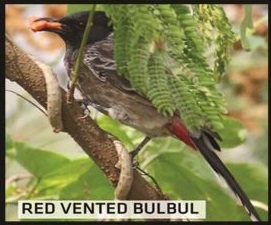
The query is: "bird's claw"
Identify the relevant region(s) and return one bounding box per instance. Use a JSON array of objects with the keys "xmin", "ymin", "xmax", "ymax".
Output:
[
  {"xmin": 129, "ymin": 152, "xmax": 139, "ymax": 169},
  {"xmin": 74, "ymin": 99, "xmax": 91, "ymax": 119}
]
